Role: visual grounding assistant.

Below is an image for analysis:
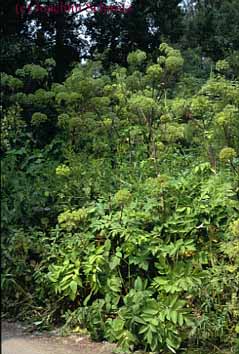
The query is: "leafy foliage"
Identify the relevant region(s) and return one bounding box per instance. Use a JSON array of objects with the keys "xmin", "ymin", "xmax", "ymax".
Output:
[{"xmin": 1, "ymin": 44, "xmax": 239, "ymax": 353}]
